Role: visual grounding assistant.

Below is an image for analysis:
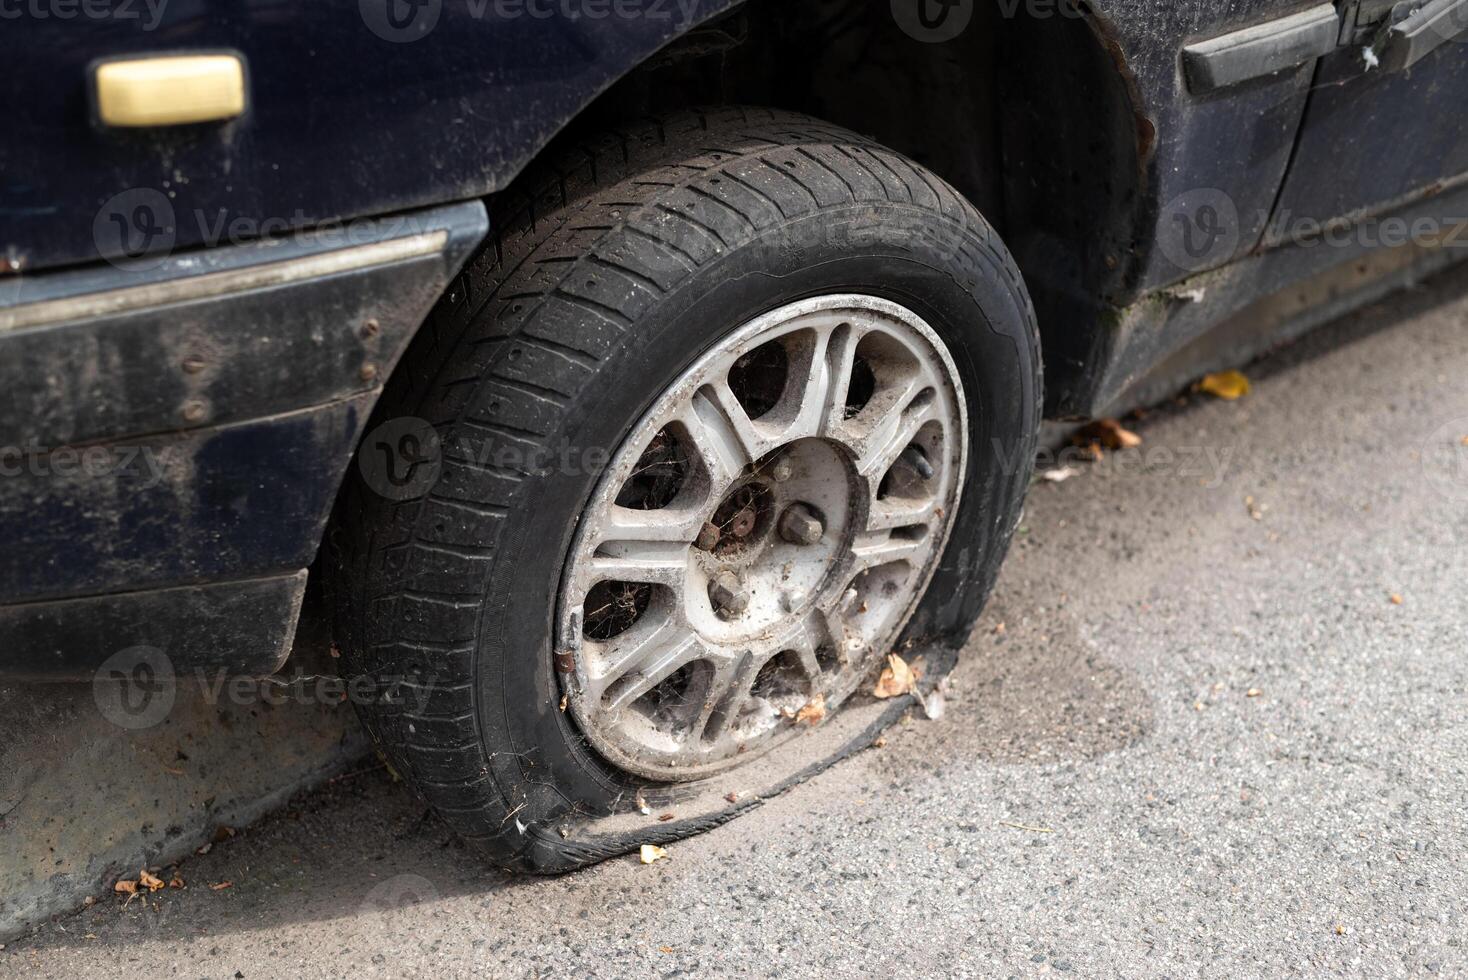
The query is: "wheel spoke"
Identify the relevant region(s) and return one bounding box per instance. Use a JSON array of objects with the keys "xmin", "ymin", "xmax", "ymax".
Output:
[
  {"xmin": 587, "ymin": 539, "xmax": 690, "ymax": 591},
  {"xmin": 673, "ymin": 388, "xmax": 758, "ymax": 488},
  {"xmin": 597, "ymin": 629, "xmax": 706, "ymax": 712},
  {"xmin": 844, "ymin": 376, "xmax": 937, "ymax": 481},
  {"xmin": 686, "ymin": 657, "xmax": 747, "ymax": 743},
  {"xmin": 866, "ymin": 497, "xmax": 939, "ymax": 531},
  {"xmin": 785, "ymin": 323, "xmax": 858, "ymax": 440},
  {"xmin": 850, "ymin": 527, "xmax": 929, "ymax": 574}
]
